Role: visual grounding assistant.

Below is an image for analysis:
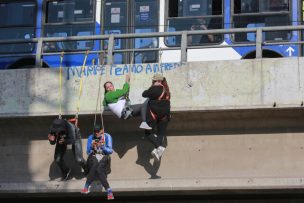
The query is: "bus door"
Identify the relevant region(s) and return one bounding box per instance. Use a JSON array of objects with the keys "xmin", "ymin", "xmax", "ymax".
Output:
[{"xmin": 103, "ymin": 0, "xmax": 159, "ymax": 64}]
